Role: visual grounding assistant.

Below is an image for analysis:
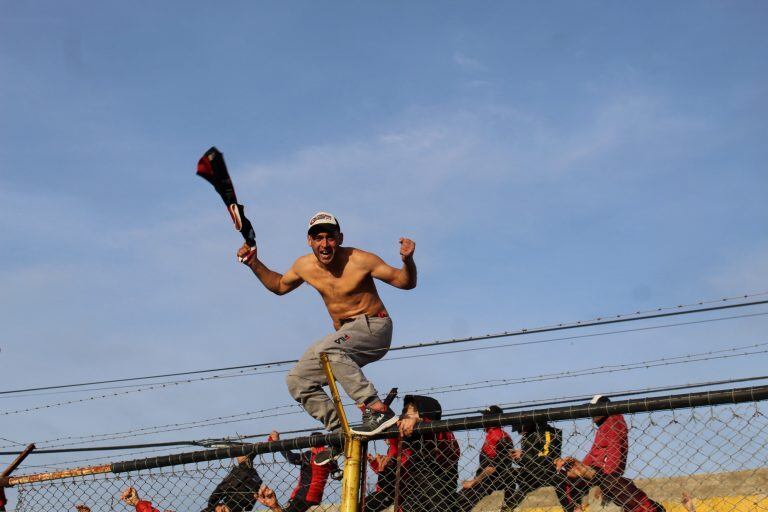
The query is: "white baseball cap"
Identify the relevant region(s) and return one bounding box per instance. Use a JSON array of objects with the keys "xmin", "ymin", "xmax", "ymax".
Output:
[{"xmin": 307, "ymin": 211, "xmax": 341, "ymax": 234}]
